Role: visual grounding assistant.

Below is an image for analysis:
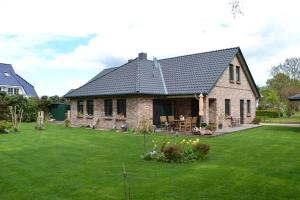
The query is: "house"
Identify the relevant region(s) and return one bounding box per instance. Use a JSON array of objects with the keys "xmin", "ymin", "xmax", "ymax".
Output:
[
  {"xmin": 64, "ymin": 47, "xmax": 260, "ymax": 130},
  {"xmin": 288, "ymin": 94, "xmax": 300, "ymax": 101},
  {"xmin": 0, "ymin": 63, "xmax": 38, "ymax": 97}
]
